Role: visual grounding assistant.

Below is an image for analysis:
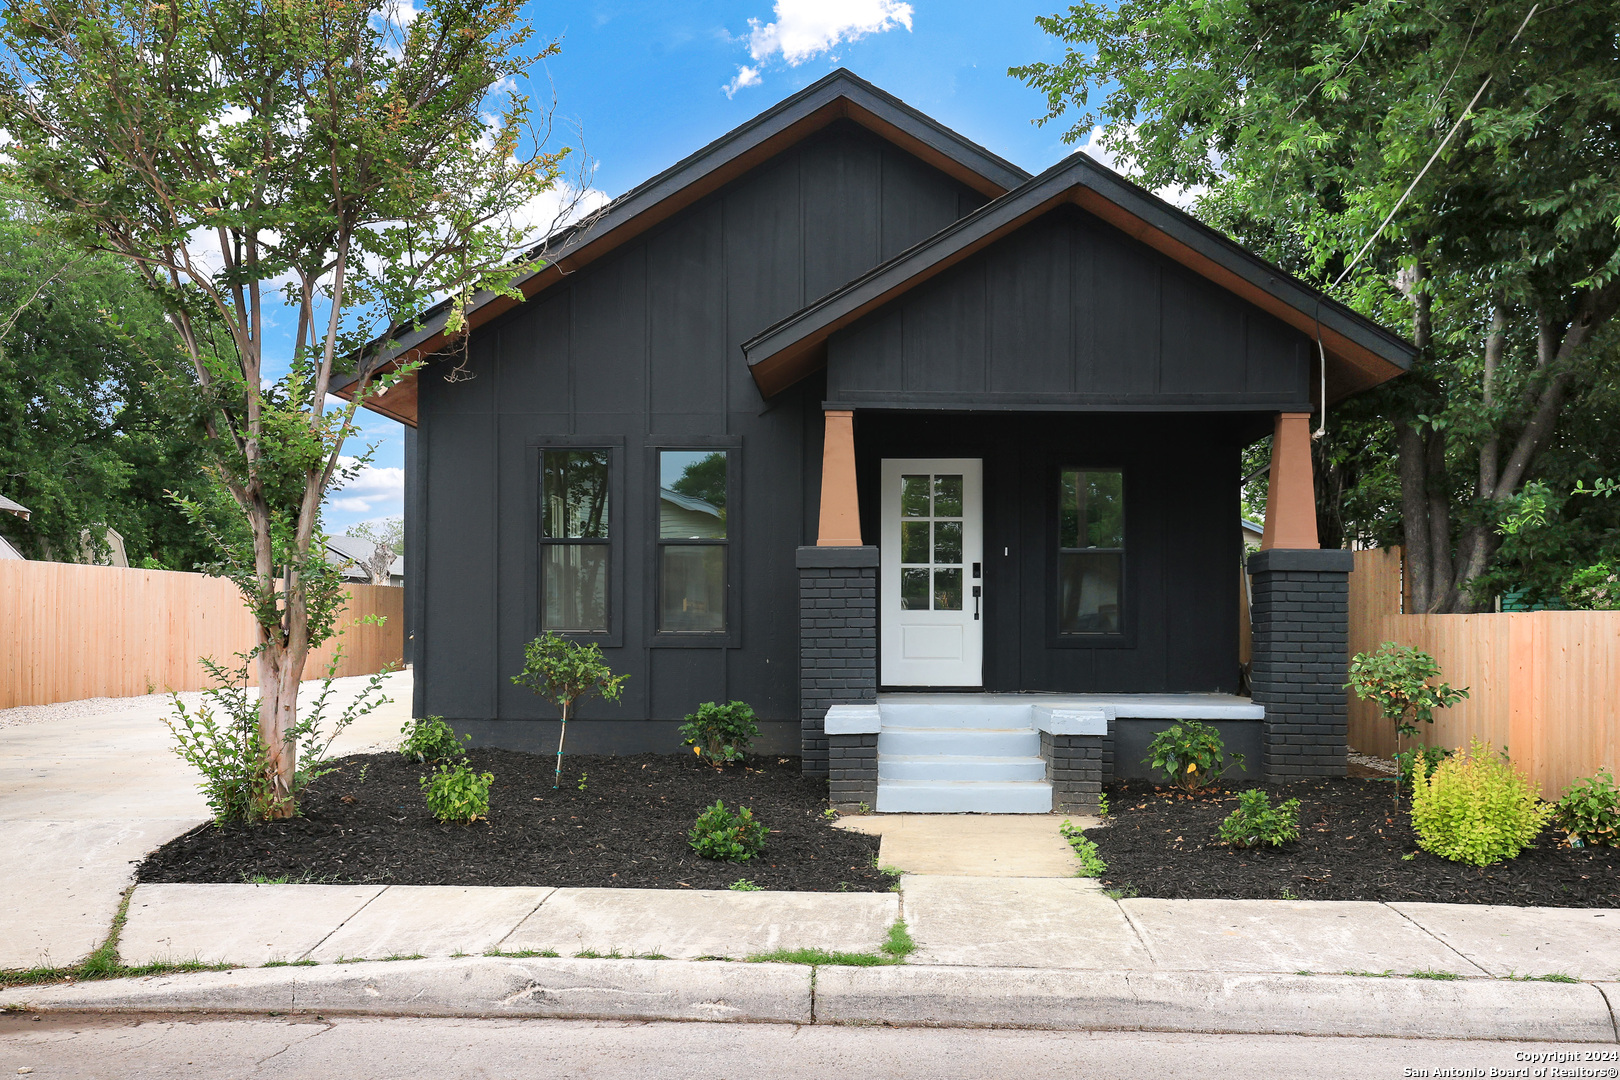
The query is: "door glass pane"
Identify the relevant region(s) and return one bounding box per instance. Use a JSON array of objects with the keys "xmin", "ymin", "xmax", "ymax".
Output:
[
  {"xmin": 659, "ymin": 450, "xmax": 727, "ymax": 539},
  {"xmin": 901, "ymin": 568, "xmax": 929, "ymax": 610},
  {"xmin": 933, "ymin": 568, "xmax": 963, "ymax": 611},
  {"xmin": 933, "ymin": 475, "xmax": 963, "ymax": 517},
  {"xmin": 933, "ymin": 520, "xmax": 962, "ymax": 565},
  {"xmin": 1058, "ymin": 552, "xmax": 1121, "ymax": 633},
  {"xmin": 901, "ymin": 475, "xmax": 930, "ymax": 517},
  {"xmin": 543, "ymin": 450, "xmax": 610, "ymax": 539},
  {"xmin": 900, "ymin": 521, "xmax": 929, "ymax": 564},
  {"xmin": 660, "ymin": 545, "xmax": 725, "ymax": 632},
  {"xmin": 543, "ymin": 544, "xmax": 608, "ymax": 631}
]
